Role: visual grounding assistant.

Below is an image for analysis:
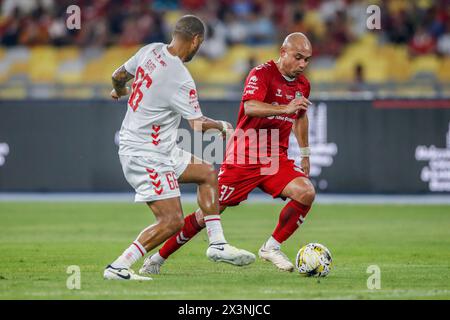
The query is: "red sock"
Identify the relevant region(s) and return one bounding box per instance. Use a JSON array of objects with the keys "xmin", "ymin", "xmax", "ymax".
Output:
[
  {"xmin": 272, "ymin": 200, "xmax": 311, "ymax": 243},
  {"xmin": 159, "ymin": 212, "xmax": 204, "ymax": 259}
]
